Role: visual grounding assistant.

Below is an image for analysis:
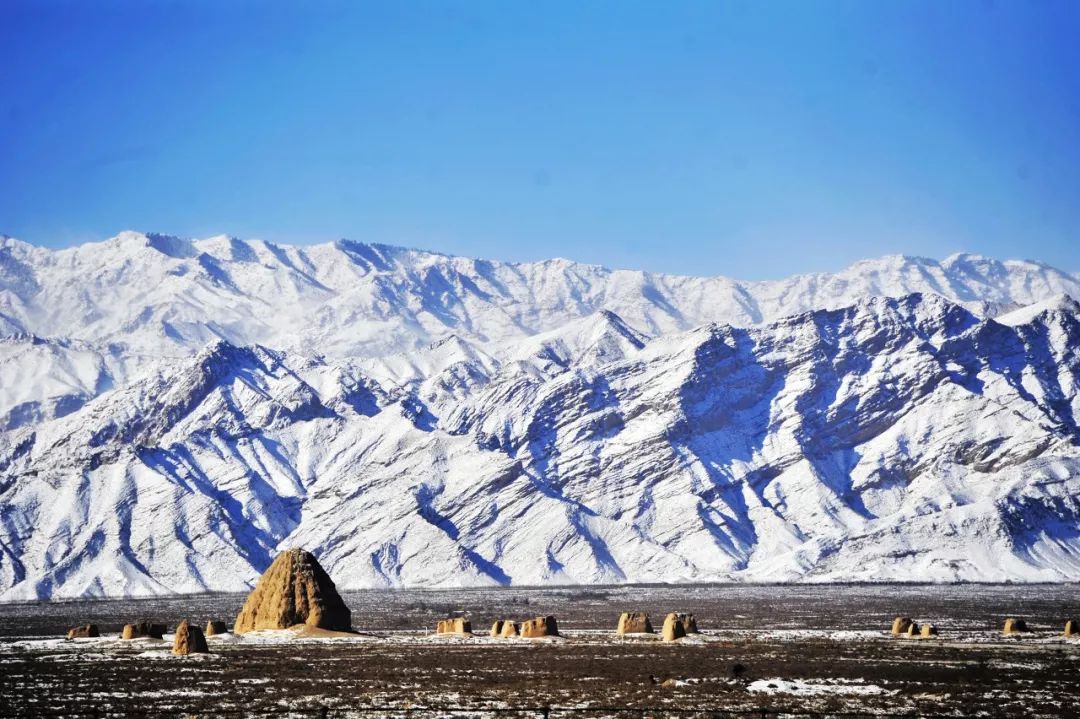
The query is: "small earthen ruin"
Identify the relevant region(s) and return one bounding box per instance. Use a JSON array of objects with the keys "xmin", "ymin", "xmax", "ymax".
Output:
[
  {"xmin": 436, "ymin": 618, "xmax": 472, "ymax": 635},
  {"xmin": 205, "ymin": 620, "xmax": 228, "ymax": 636},
  {"xmin": 66, "ymin": 625, "xmax": 99, "ymax": 639},
  {"xmin": 616, "ymin": 611, "xmax": 653, "ymax": 634},
  {"xmin": 519, "ymin": 615, "xmax": 558, "ymax": 638},
  {"xmin": 891, "ymin": 616, "xmax": 913, "ymax": 635},
  {"xmin": 121, "ymin": 621, "xmax": 165, "ymax": 640},
  {"xmin": 1003, "ymin": 618, "xmax": 1029, "ymax": 634},
  {"xmin": 662, "ymin": 613, "xmax": 687, "ymax": 641},
  {"xmin": 172, "ymin": 619, "xmax": 209, "ymax": 655}
]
